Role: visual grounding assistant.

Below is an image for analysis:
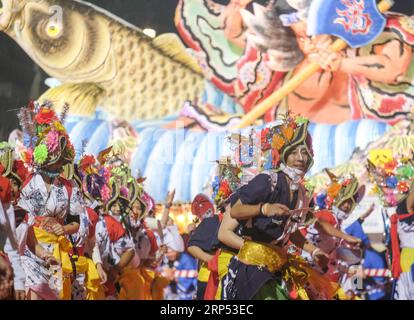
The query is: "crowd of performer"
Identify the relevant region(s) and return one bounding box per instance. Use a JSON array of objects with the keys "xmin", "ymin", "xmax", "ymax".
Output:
[{"xmin": 0, "ymin": 101, "xmax": 413, "ymax": 300}]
